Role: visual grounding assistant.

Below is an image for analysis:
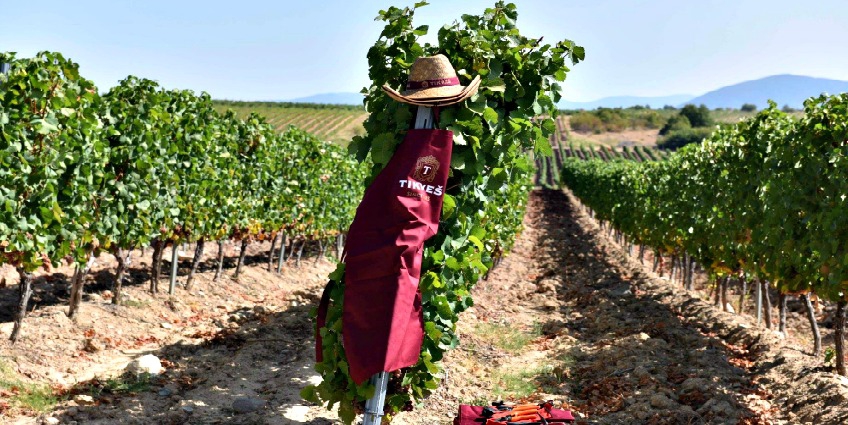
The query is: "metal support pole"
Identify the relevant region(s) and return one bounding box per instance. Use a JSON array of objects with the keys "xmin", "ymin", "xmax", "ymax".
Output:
[
  {"xmin": 169, "ymin": 242, "xmax": 179, "ymax": 295},
  {"xmin": 363, "ymin": 371, "xmax": 390, "ymax": 424},
  {"xmin": 362, "ymin": 106, "xmax": 434, "ymax": 425}
]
